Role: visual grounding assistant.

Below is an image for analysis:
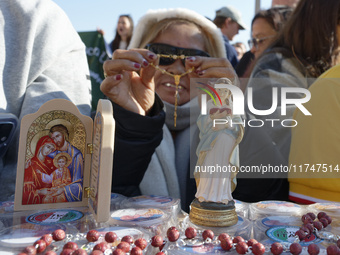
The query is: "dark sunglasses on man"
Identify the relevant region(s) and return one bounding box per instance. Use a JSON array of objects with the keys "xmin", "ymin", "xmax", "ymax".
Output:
[{"xmin": 146, "ymin": 43, "xmax": 210, "ymax": 66}]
